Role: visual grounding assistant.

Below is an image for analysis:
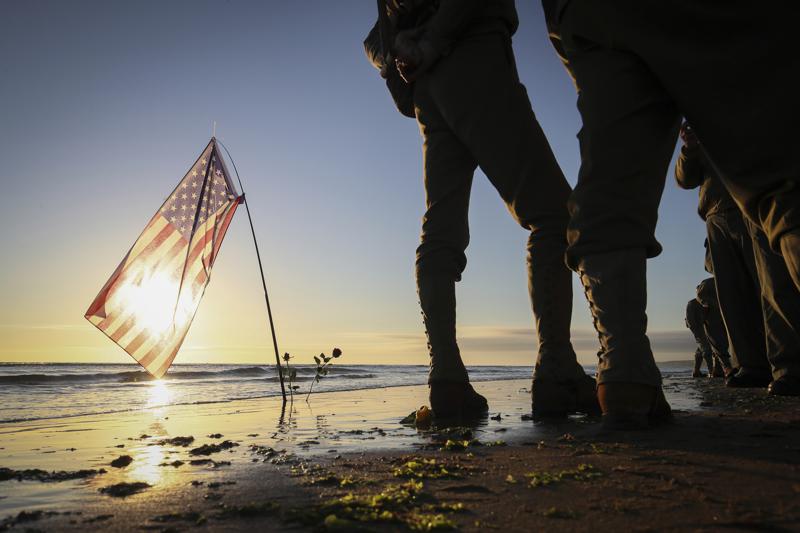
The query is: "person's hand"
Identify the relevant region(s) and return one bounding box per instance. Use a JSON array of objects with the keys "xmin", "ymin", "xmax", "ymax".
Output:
[
  {"xmin": 680, "ymin": 121, "xmax": 699, "ymax": 149},
  {"xmin": 394, "ymin": 31, "xmax": 424, "ymax": 82}
]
